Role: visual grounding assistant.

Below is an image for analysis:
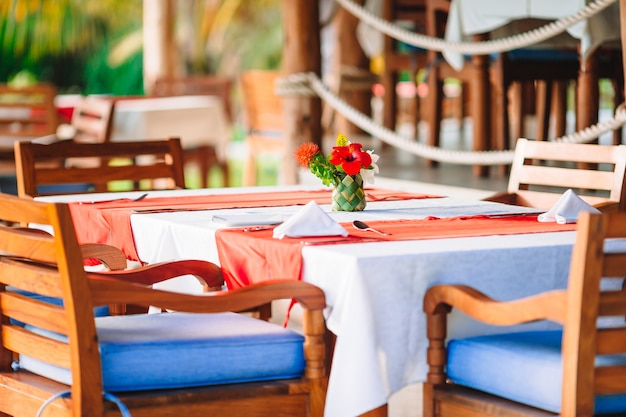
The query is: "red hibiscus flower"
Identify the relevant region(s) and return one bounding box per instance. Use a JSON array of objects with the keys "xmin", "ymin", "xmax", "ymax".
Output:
[{"xmin": 329, "ymin": 143, "xmax": 373, "ymax": 175}]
